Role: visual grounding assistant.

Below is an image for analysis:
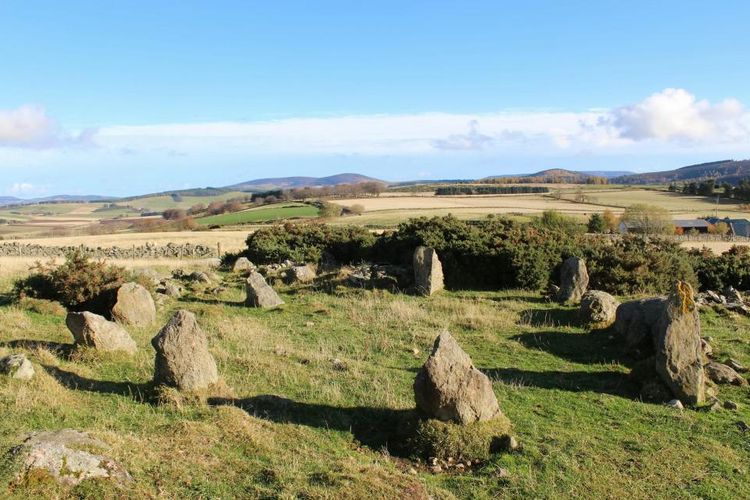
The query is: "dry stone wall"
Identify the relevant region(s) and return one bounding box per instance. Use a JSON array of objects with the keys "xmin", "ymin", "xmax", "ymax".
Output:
[{"xmin": 0, "ymin": 242, "xmax": 217, "ymax": 259}]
